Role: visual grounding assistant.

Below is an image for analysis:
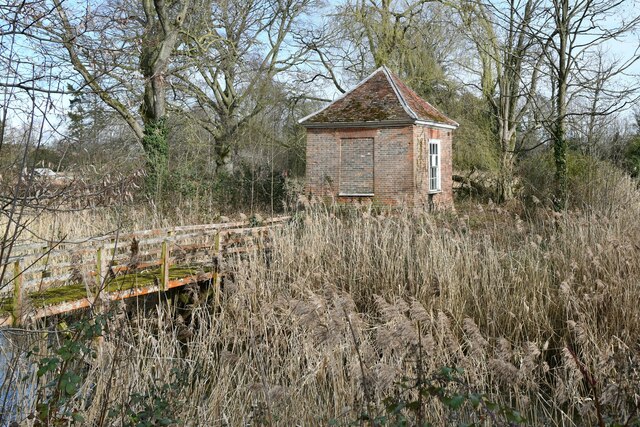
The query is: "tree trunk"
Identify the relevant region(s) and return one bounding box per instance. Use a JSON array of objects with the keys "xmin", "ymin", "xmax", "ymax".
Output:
[
  {"xmin": 137, "ymin": 0, "xmax": 188, "ymax": 198},
  {"xmin": 214, "ymin": 135, "xmax": 234, "ymax": 175},
  {"xmin": 141, "ymin": 118, "xmax": 168, "ymax": 199},
  {"xmin": 553, "ymin": 113, "xmax": 568, "ymax": 210},
  {"xmin": 553, "ymin": 0, "xmax": 569, "ymax": 211},
  {"xmin": 139, "ymin": 67, "xmax": 169, "ymax": 197},
  {"xmin": 498, "ymin": 128, "xmax": 517, "ymax": 202}
]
